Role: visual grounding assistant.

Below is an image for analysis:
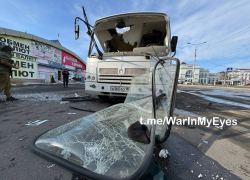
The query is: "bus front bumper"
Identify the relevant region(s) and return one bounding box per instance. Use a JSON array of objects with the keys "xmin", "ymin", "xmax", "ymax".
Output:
[{"xmin": 85, "ymin": 82, "xmax": 130, "ymax": 97}]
